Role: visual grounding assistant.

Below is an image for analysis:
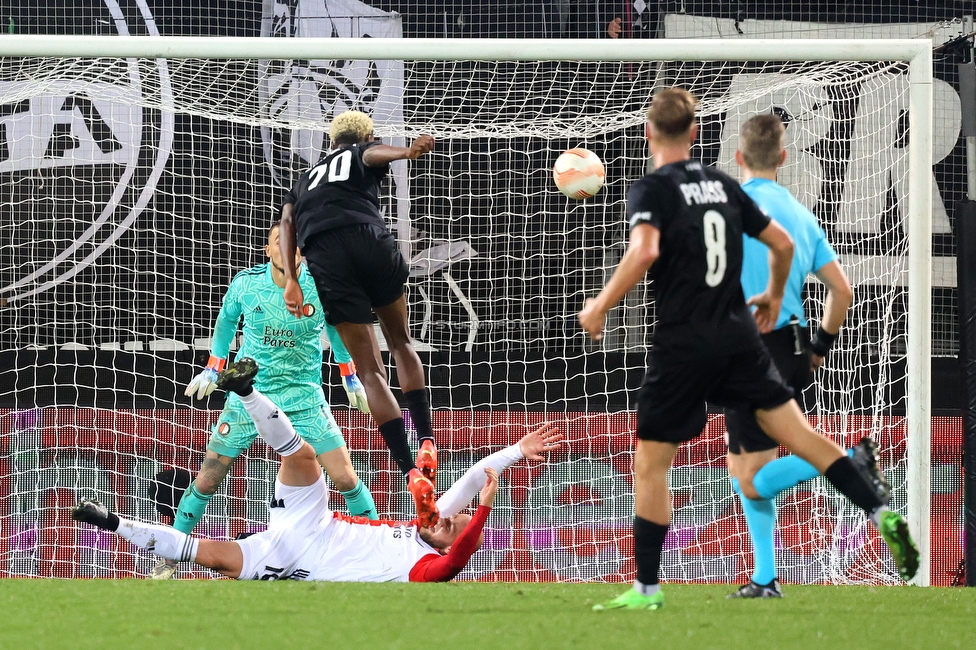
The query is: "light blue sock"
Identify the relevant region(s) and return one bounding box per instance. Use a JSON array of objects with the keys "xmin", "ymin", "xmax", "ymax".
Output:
[
  {"xmin": 340, "ymin": 479, "xmax": 378, "ymax": 520},
  {"xmin": 733, "ymin": 477, "xmax": 777, "ymax": 586},
  {"xmin": 751, "ymin": 449, "xmax": 855, "ymax": 500}
]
